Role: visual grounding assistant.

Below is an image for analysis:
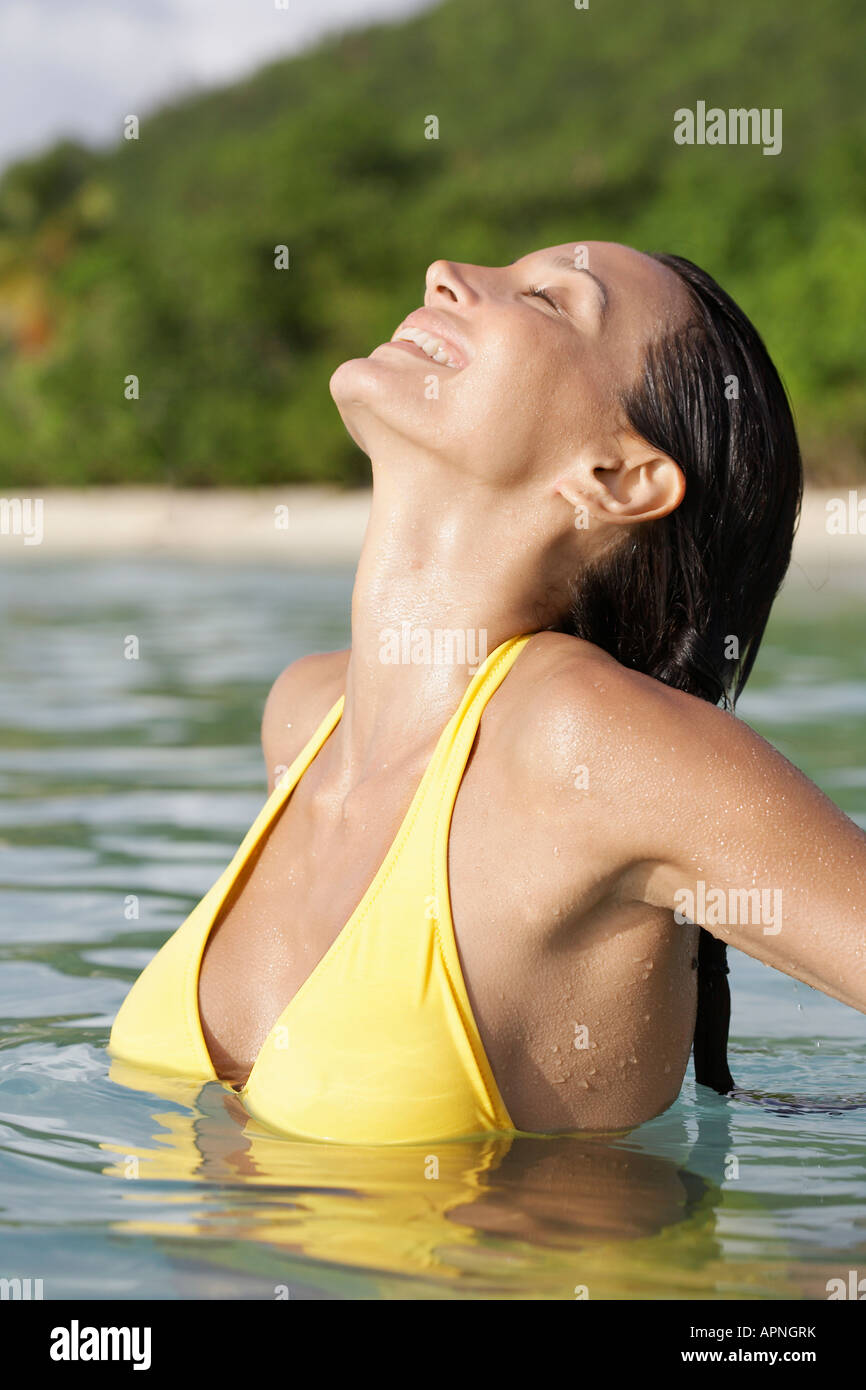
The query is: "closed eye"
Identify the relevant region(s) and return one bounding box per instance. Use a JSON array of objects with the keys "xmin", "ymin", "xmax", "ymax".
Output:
[{"xmin": 527, "ymin": 285, "xmax": 560, "ymax": 311}]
